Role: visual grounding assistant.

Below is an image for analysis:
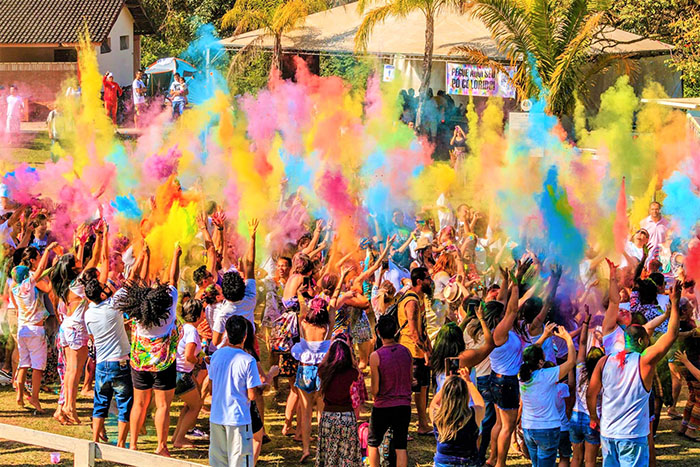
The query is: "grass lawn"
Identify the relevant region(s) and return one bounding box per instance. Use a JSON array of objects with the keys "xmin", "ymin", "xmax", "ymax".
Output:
[
  {"xmin": 1, "ymin": 133, "xmax": 53, "ymax": 166},
  {"xmin": 3, "ymin": 364, "xmax": 700, "ymax": 466}
]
